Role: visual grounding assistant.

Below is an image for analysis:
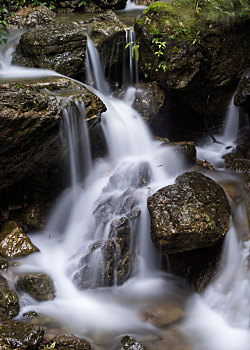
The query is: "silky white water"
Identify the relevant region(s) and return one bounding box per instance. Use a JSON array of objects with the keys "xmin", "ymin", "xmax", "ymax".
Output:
[{"xmin": 1, "ymin": 32, "xmax": 250, "ymax": 349}]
